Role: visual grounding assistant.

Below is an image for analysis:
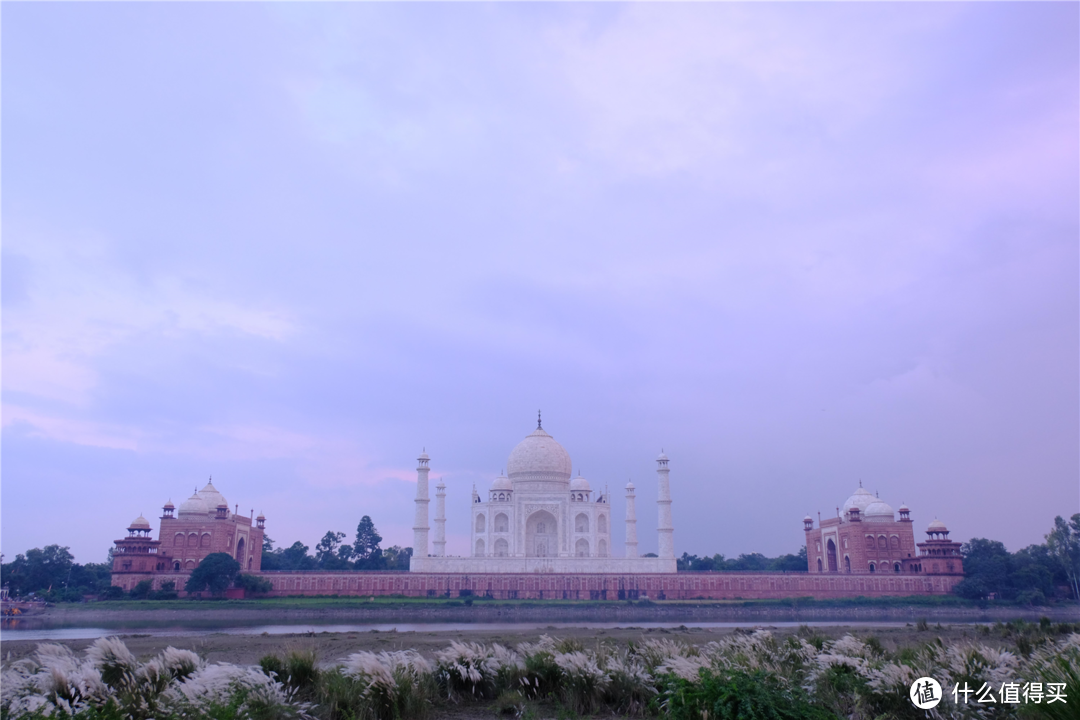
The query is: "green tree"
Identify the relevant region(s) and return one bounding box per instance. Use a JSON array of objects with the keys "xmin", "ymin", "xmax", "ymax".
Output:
[
  {"xmin": 315, "ymin": 531, "xmax": 353, "ymax": 569},
  {"xmin": 280, "ymin": 541, "xmax": 317, "ymax": 571},
  {"xmin": 235, "ymin": 574, "xmax": 274, "ymax": 595},
  {"xmin": 383, "ymin": 546, "xmax": 413, "ymax": 570},
  {"xmin": 130, "ymin": 579, "xmax": 154, "ymax": 599},
  {"xmin": 185, "ymin": 553, "xmax": 241, "ymax": 596},
  {"xmin": 0, "ymin": 545, "xmax": 75, "ymax": 596},
  {"xmin": 353, "ymin": 516, "xmax": 384, "ymax": 569},
  {"xmin": 1047, "ymin": 514, "xmax": 1080, "ymax": 601}
]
